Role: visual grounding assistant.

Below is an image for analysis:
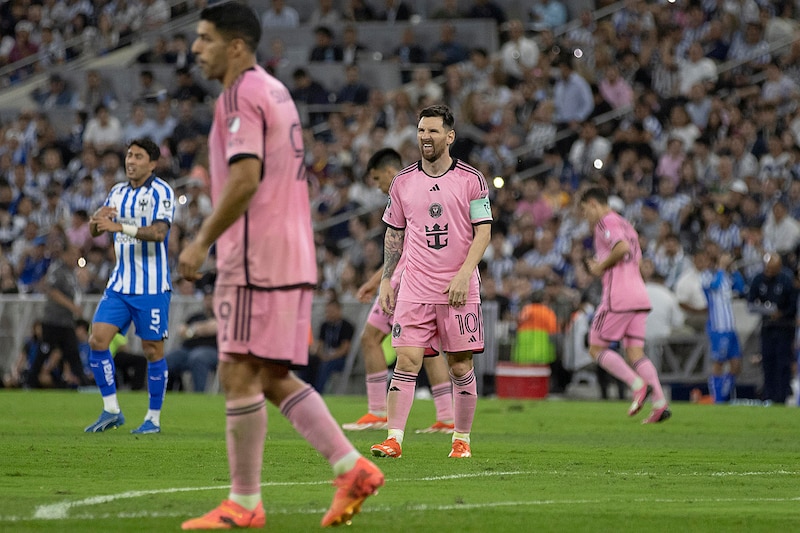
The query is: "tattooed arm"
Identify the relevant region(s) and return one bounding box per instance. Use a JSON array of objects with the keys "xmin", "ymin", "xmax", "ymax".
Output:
[{"xmin": 379, "ymin": 227, "xmax": 405, "ymax": 313}]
